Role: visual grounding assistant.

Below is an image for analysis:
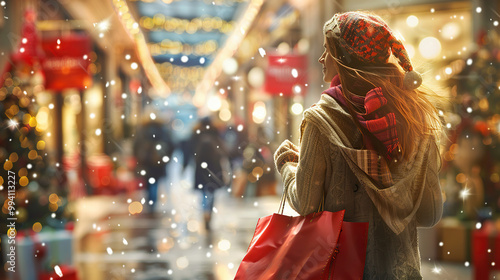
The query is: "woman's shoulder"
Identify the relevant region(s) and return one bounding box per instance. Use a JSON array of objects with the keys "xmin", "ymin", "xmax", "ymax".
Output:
[
  {"xmin": 300, "ymin": 95, "xmax": 361, "ymax": 147},
  {"xmin": 305, "ymin": 94, "xmax": 351, "ymax": 120}
]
